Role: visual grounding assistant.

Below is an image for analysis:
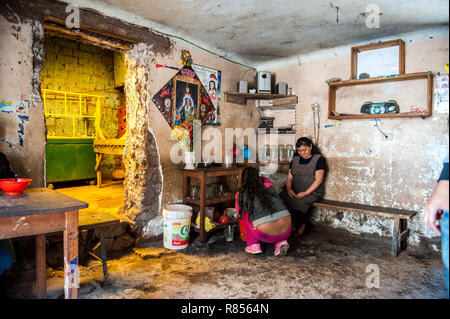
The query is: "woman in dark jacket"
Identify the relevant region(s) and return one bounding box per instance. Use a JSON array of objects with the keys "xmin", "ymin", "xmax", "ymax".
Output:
[
  {"xmin": 280, "ymin": 137, "xmax": 326, "ymax": 237},
  {"xmin": 235, "ymin": 167, "xmax": 292, "ymax": 256},
  {"xmin": 0, "ymin": 152, "xmax": 16, "ymax": 276}
]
